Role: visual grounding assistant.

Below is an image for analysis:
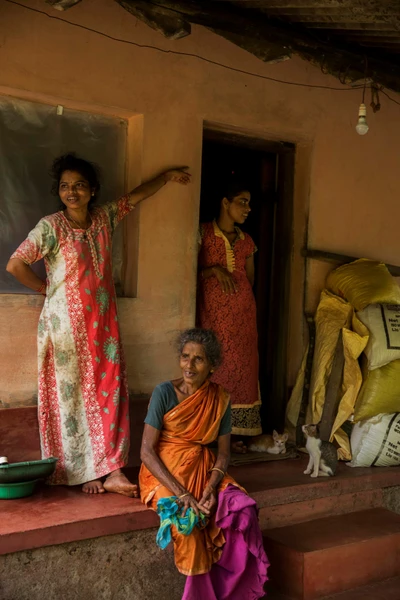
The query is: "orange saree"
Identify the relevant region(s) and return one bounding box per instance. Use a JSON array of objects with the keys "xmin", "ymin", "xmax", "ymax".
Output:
[{"xmin": 139, "ymin": 380, "xmax": 244, "ymax": 576}]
